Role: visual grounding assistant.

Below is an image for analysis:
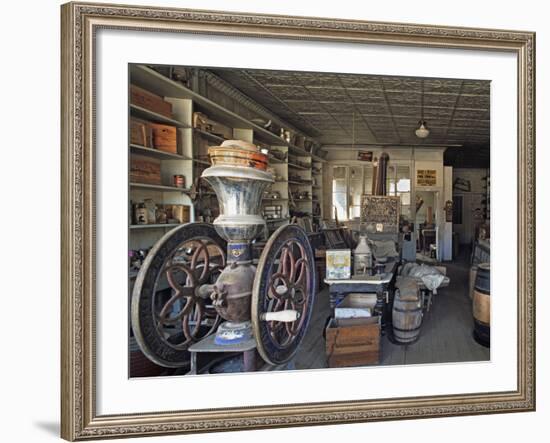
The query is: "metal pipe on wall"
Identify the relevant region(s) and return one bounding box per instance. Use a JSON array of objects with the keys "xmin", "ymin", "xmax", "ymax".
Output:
[{"xmin": 374, "ymin": 152, "xmax": 390, "ymax": 195}]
